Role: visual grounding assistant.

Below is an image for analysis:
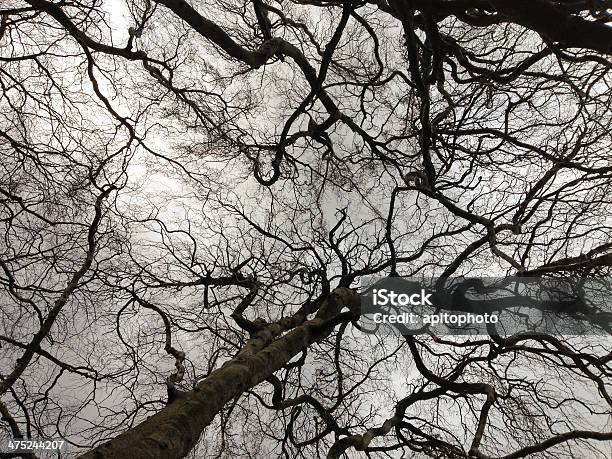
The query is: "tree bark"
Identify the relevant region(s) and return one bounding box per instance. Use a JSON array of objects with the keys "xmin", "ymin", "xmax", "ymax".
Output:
[{"xmin": 78, "ymin": 288, "xmax": 360, "ymax": 459}]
